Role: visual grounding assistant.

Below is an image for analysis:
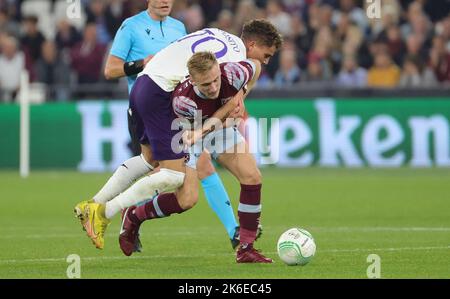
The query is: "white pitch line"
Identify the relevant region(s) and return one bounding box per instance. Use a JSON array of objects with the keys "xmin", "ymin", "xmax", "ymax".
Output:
[
  {"xmin": 305, "ymin": 227, "xmax": 450, "ymax": 232},
  {"xmin": 3, "ymin": 226, "xmax": 450, "ymax": 232},
  {"xmin": 320, "ymin": 246, "xmax": 450, "ymax": 253},
  {"xmin": 314, "ymin": 227, "xmax": 450, "ymax": 232},
  {"xmin": 0, "ymin": 253, "xmax": 233, "ymax": 265},
  {"xmin": 0, "ymin": 246, "xmax": 448, "ymax": 265},
  {"xmin": 1, "ymin": 227, "xmax": 450, "ymax": 239},
  {"xmin": 0, "ymin": 231, "xmax": 202, "ymax": 239}
]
